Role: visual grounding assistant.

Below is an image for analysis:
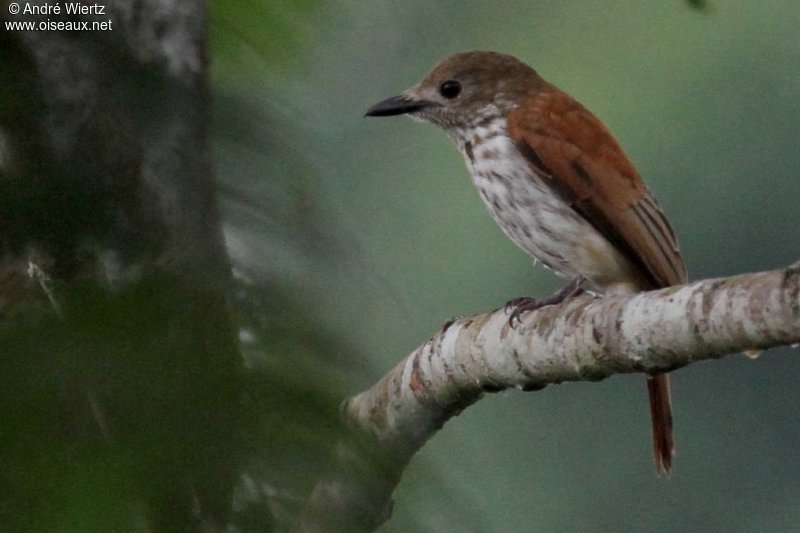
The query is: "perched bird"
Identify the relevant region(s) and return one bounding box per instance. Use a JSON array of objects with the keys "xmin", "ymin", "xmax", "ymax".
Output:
[{"xmin": 366, "ymin": 51, "xmax": 687, "ymax": 476}]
